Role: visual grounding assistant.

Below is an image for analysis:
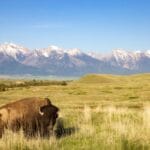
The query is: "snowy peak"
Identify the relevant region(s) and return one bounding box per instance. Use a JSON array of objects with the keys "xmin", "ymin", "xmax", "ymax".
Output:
[
  {"xmin": 0, "ymin": 43, "xmax": 28, "ymax": 54},
  {"xmin": 112, "ymin": 49, "xmax": 132, "ymax": 60},
  {"xmin": 87, "ymin": 52, "xmax": 105, "ymax": 60},
  {"xmin": 49, "ymin": 45, "xmax": 62, "ymax": 51},
  {"xmin": 40, "ymin": 45, "xmax": 64, "ymax": 57},
  {"xmin": 34, "ymin": 46, "xmax": 83, "ymax": 58},
  {"xmin": 145, "ymin": 50, "xmax": 150, "ymax": 57},
  {"xmin": 112, "ymin": 49, "xmax": 150, "ymax": 60},
  {"xmin": 67, "ymin": 48, "xmax": 82, "ymax": 56},
  {"xmin": 0, "ymin": 43, "xmax": 28, "ymax": 60}
]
